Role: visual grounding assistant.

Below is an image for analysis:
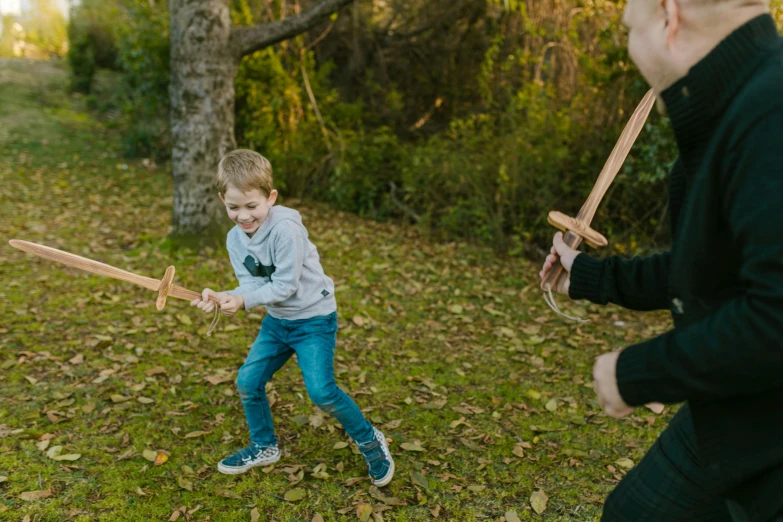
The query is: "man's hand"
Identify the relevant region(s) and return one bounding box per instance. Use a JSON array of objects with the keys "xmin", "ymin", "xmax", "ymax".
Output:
[
  {"xmin": 190, "ymin": 288, "xmax": 229, "ymax": 314},
  {"xmin": 539, "ymin": 232, "xmax": 580, "ymax": 295},
  {"xmin": 593, "ymin": 351, "xmax": 633, "ymax": 419},
  {"xmin": 218, "ymin": 293, "xmax": 244, "ymax": 317}
]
